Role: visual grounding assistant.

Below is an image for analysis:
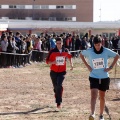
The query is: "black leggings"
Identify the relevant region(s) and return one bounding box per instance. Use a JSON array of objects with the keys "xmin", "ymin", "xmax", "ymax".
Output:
[{"xmin": 50, "ymin": 71, "xmax": 66, "ymax": 104}]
